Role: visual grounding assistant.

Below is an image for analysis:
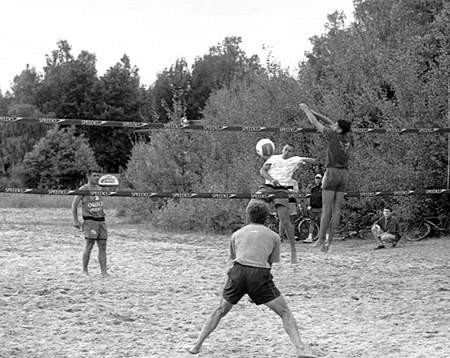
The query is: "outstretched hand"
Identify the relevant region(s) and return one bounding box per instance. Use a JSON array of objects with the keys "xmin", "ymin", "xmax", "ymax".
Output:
[{"xmin": 299, "ymin": 103, "xmax": 309, "ymax": 111}]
